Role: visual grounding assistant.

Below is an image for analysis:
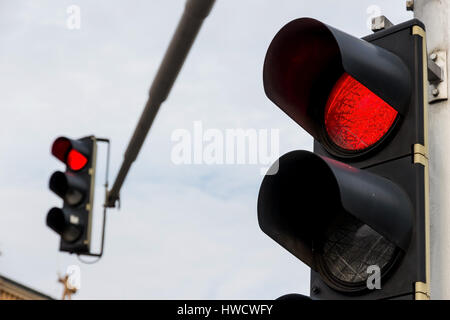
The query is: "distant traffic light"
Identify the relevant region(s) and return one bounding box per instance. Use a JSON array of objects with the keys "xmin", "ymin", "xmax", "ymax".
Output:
[
  {"xmin": 259, "ymin": 18, "xmax": 429, "ymax": 299},
  {"xmin": 47, "ymin": 136, "xmax": 97, "ymax": 254}
]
